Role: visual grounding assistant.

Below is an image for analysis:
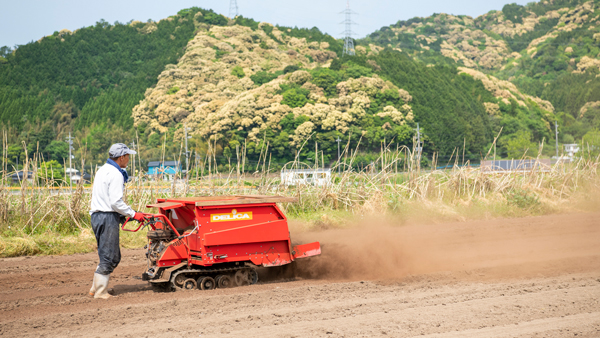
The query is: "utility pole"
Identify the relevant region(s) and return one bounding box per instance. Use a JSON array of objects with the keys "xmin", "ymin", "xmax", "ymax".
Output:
[
  {"xmin": 184, "ymin": 123, "xmax": 191, "ymax": 181},
  {"xmin": 130, "ymin": 140, "xmax": 136, "ymax": 181},
  {"xmin": 414, "ymin": 123, "xmax": 423, "ymax": 170},
  {"xmin": 336, "ymin": 137, "xmax": 341, "ymax": 174},
  {"xmin": 340, "ymin": 0, "xmax": 357, "ymax": 56},
  {"xmin": 229, "ymin": 0, "xmax": 238, "ymax": 18},
  {"xmin": 66, "ymin": 132, "xmax": 74, "ymax": 192},
  {"xmin": 315, "ymin": 141, "xmax": 318, "ymax": 169},
  {"xmin": 195, "ymin": 151, "xmax": 200, "ymax": 180},
  {"xmin": 555, "ymin": 121, "xmax": 559, "ymax": 159}
]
